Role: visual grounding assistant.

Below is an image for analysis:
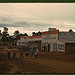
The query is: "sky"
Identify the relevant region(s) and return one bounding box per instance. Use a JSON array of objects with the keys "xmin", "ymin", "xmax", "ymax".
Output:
[{"xmin": 0, "ymin": 3, "xmax": 75, "ymax": 35}]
